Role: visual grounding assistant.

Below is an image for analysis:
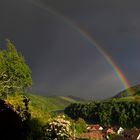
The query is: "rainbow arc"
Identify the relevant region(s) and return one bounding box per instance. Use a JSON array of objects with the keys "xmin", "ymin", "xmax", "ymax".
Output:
[{"xmin": 29, "ymin": 0, "xmax": 134, "ymax": 95}]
